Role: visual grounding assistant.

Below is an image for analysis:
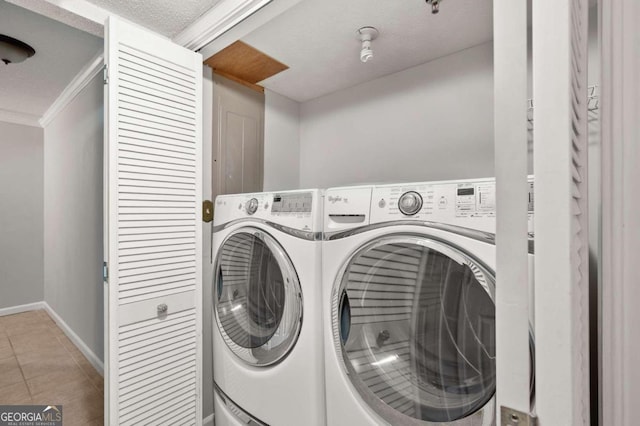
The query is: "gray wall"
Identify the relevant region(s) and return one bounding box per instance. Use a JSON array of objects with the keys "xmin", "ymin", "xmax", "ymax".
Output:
[
  {"xmin": 263, "ymin": 90, "xmax": 300, "ymax": 190},
  {"xmin": 43, "ymin": 74, "xmax": 104, "ymax": 361},
  {"xmin": 299, "ymin": 42, "xmax": 495, "ymax": 188},
  {"xmin": 0, "ymin": 121, "xmax": 44, "ymax": 309}
]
